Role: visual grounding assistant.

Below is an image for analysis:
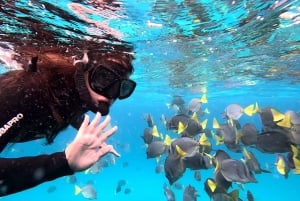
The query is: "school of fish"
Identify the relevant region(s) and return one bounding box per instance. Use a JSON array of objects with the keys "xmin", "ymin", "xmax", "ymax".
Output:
[{"xmin": 142, "ymin": 91, "xmax": 300, "ymax": 201}]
